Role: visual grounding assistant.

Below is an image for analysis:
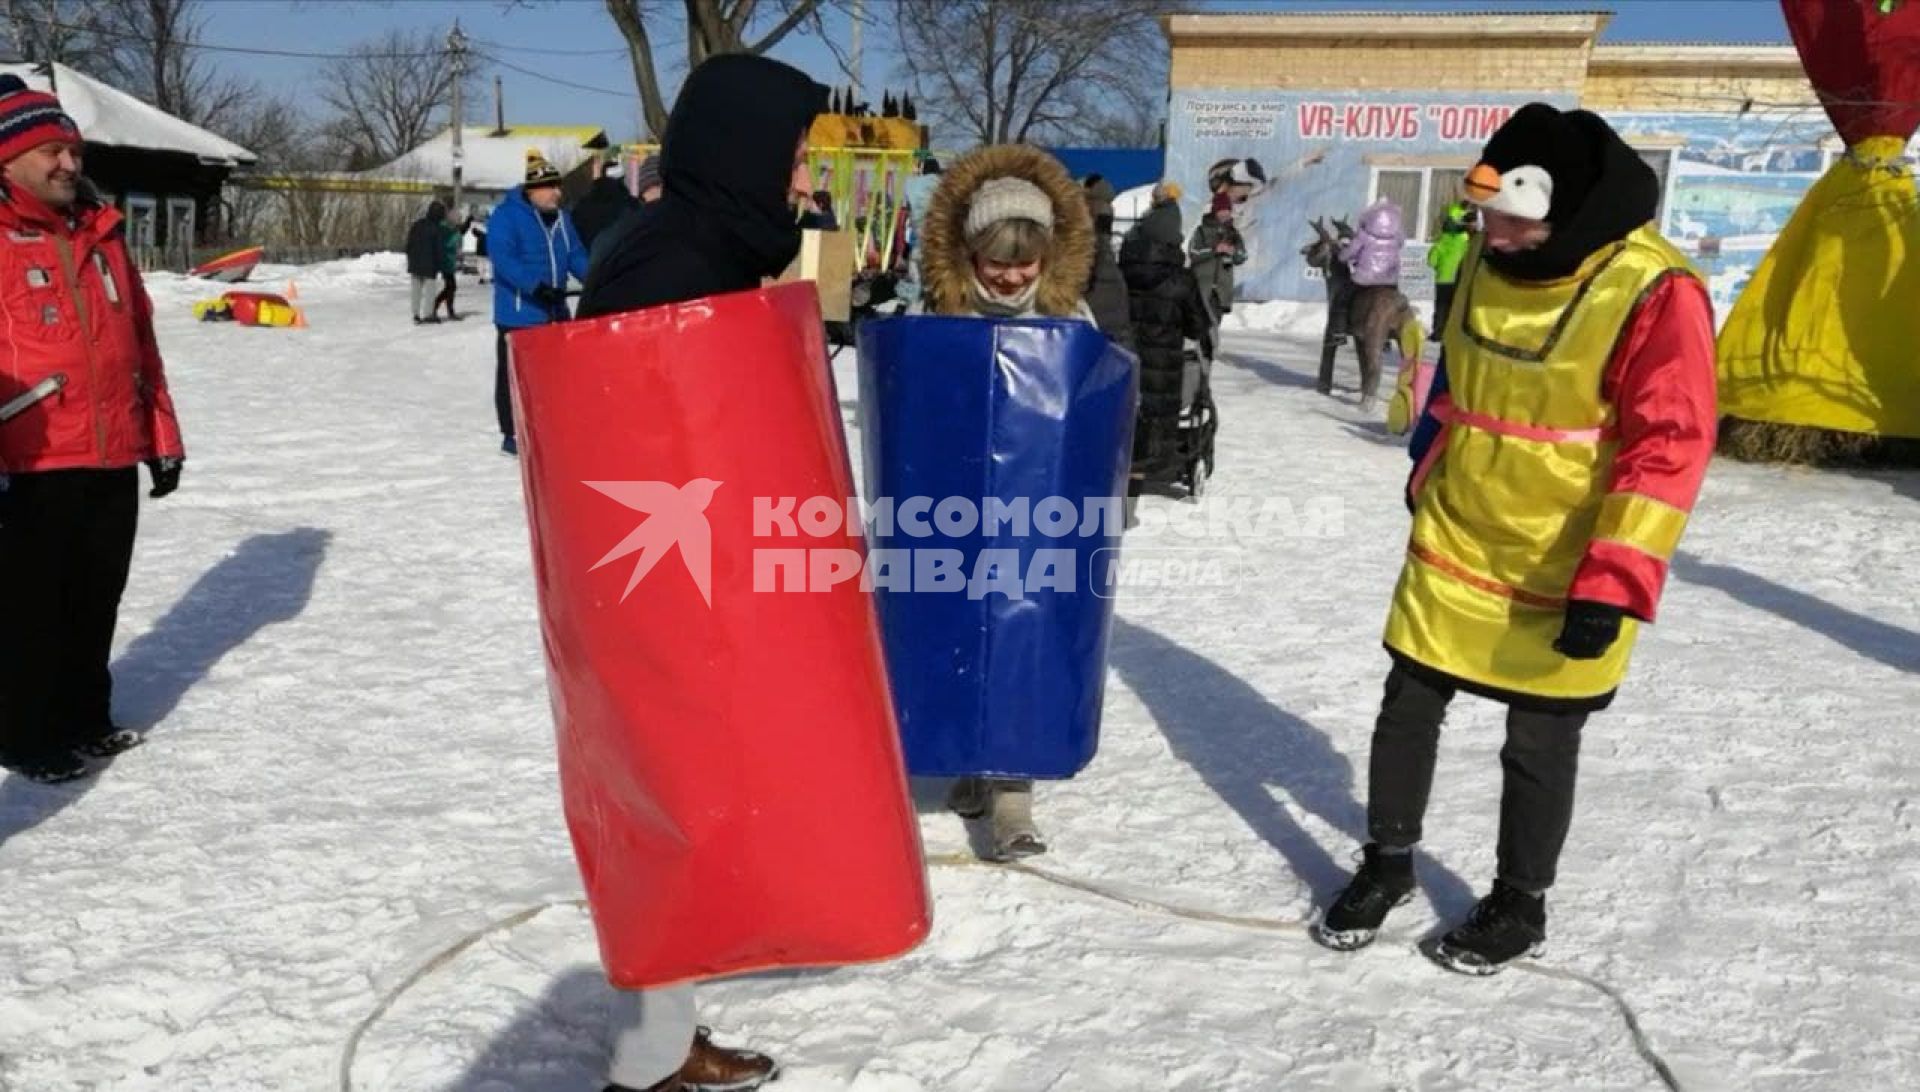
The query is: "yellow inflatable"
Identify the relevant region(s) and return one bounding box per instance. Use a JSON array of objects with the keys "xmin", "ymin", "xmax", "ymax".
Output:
[{"xmin": 1715, "ymin": 136, "xmax": 1920, "ymax": 442}]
